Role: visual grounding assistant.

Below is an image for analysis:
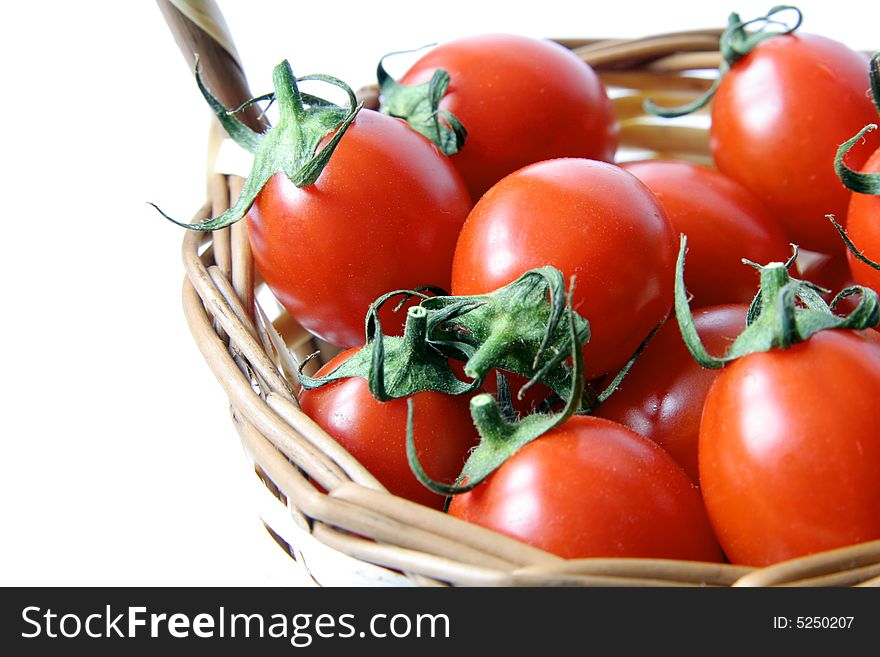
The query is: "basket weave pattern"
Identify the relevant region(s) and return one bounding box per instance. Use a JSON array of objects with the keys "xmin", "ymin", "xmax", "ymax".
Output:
[{"xmin": 162, "ymin": 0, "xmax": 880, "ymax": 586}]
